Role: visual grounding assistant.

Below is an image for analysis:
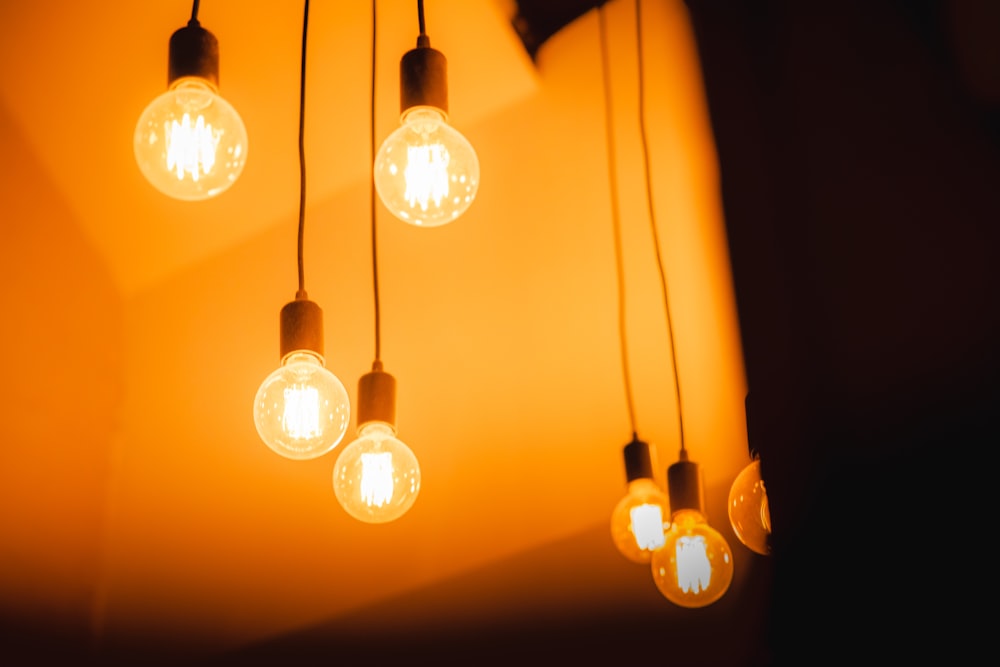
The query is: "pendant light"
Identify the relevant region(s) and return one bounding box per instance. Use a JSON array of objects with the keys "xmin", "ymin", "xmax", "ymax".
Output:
[
  {"xmin": 728, "ymin": 452, "xmax": 772, "ymax": 556},
  {"xmin": 373, "ymin": 0, "xmax": 480, "ymax": 227},
  {"xmin": 600, "ymin": 4, "xmax": 669, "ymax": 565},
  {"xmin": 333, "ymin": 0, "xmax": 421, "ymax": 523},
  {"xmin": 622, "ymin": 0, "xmax": 734, "ymax": 607},
  {"xmin": 134, "ymin": 0, "xmax": 248, "ymax": 201},
  {"xmin": 253, "ymin": 0, "xmax": 350, "ymax": 461}
]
